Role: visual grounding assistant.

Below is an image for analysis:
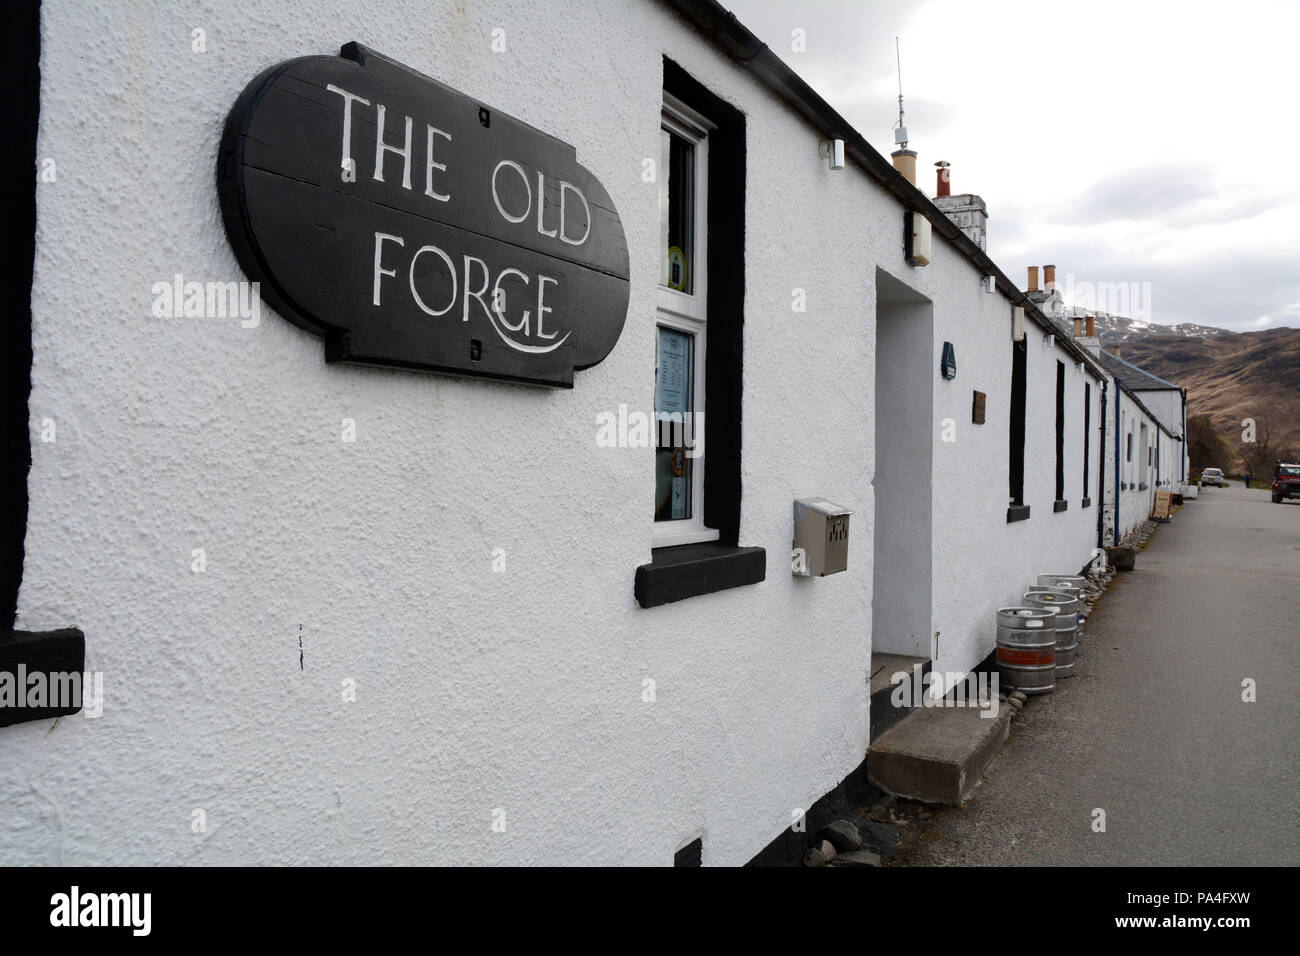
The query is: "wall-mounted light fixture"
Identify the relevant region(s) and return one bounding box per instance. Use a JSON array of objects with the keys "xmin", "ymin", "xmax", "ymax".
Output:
[
  {"xmin": 822, "ymin": 138, "xmax": 845, "ymax": 170},
  {"xmin": 905, "ymin": 210, "xmax": 932, "ymax": 266},
  {"xmin": 940, "ymin": 341, "xmax": 957, "ymax": 380},
  {"xmin": 1012, "ymin": 306, "xmax": 1025, "ymax": 342},
  {"xmin": 1045, "ymin": 332, "xmax": 1055, "ymax": 348},
  {"xmin": 983, "ymin": 275, "xmax": 996, "ymax": 293}
]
